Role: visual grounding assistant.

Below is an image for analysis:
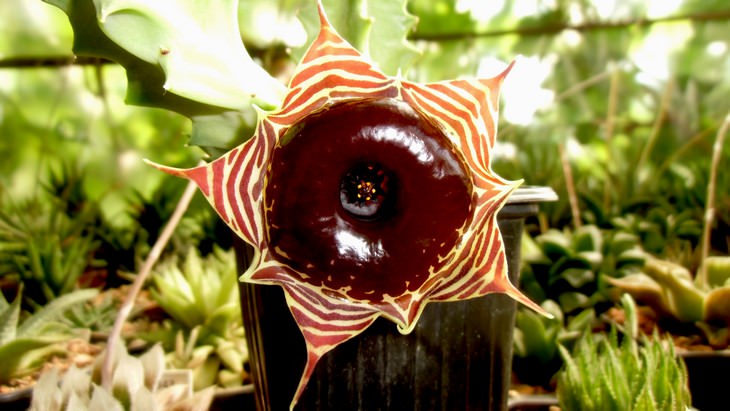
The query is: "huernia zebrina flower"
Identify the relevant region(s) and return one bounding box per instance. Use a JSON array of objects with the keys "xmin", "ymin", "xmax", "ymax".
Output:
[{"xmin": 150, "ymin": 3, "xmax": 546, "ymax": 408}]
